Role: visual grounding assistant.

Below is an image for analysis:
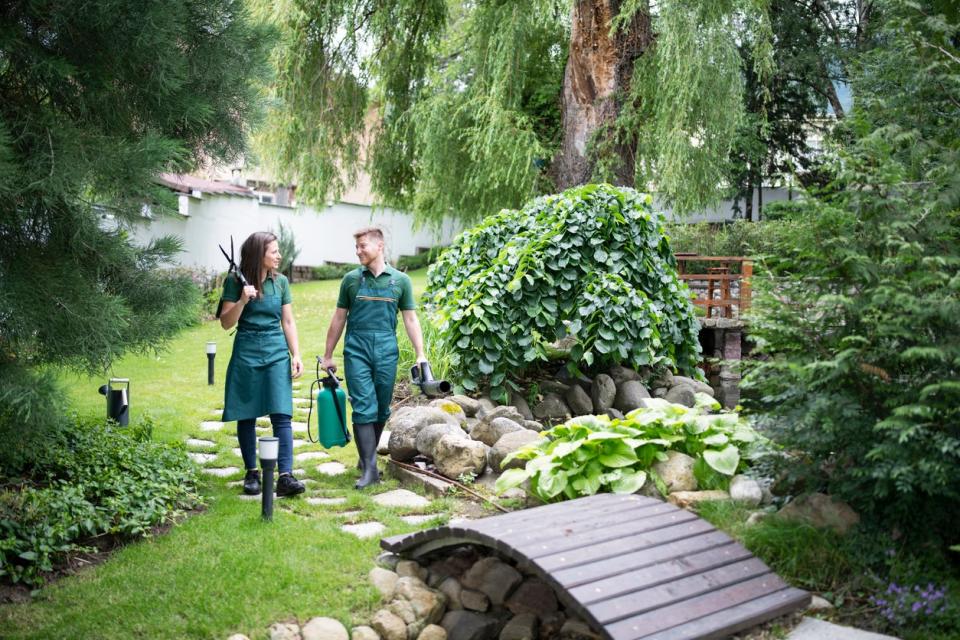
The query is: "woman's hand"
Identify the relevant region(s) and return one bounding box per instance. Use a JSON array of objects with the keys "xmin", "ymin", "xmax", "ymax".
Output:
[
  {"xmin": 291, "ymin": 355, "xmax": 304, "ymax": 379},
  {"xmin": 241, "ymin": 285, "xmax": 258, "ymax": 303}
]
